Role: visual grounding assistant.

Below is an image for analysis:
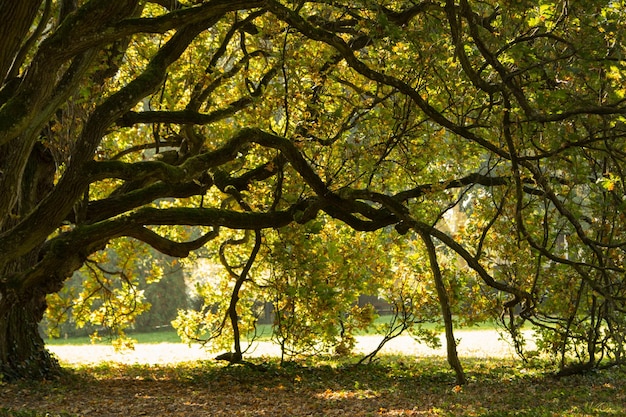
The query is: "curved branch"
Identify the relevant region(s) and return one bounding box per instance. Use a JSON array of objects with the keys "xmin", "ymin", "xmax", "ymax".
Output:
[
  {"xmin": 444, "ymin": 0, "xmax": 499, "ymax": 95},
  {"xmin": 40, "ymin": 0, "xmax": 264, "ymax": 64},
  {"xmin": 85, "ymin": 181, "xmax": 211, "ymax": 224},
  {"xmin": 0, "ymin": 0, "xmax": 264, "ymax": 147},
  {"xmin": 120, "ymin": 53, "xmax": 279, "ymax": 129},
  {"xmin": 115, "ymin": 1, "xmax": 263, "ymax": 36},
  {"xmin": 457, "ymin": 0, "xmax": 536, "ymax": 119},
  {"xmin": 111, "ymin": 138, "xmax": 183, "ymax": 160},
  {"xmin": 417, "ymin": 229, "xmax": 466, "ymax": 385},
  {"xmin": 126, "ymin": 226, "xmax": 219, "ymax": 257},
  {"xmin": 346, "ymin": 188, "xmax": 533, "ymax": 303},
  {"xmin": 216, "ymin": 184, "xmax": 262, "ymax": 362},
  {"xmin": 20, "ymin": 205, "xmax": 297, "ymax": 291},
  {"xmin": 125, "ymin": 206, "xmax": 295, "ymax": 229}
]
